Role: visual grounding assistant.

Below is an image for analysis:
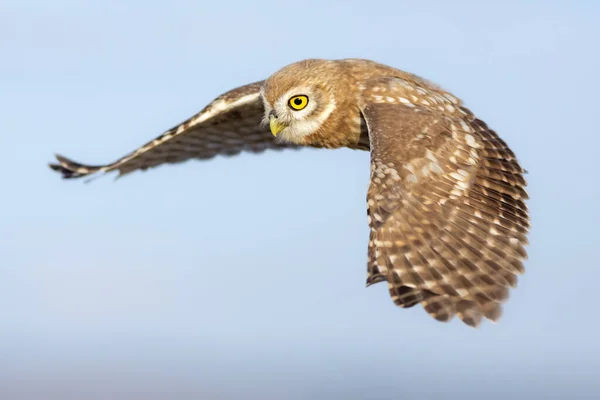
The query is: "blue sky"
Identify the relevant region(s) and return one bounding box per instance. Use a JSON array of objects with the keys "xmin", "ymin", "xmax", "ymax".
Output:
[{"xmin": 1, "ymin": 0, "xmax": 599, "ymax": 398}]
